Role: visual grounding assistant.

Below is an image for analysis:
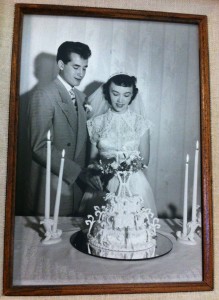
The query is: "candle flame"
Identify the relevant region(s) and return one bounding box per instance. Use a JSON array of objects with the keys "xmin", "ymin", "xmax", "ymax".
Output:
[
  {"xmin": 196, "ymin": 140, "xmax": 199, "ymax": 150},
  {"xmin": 62, "ymin": 149, "xmax": 65, "ymax": 158},
  {"xmin": 186, "ymin": 154, "xmax": 189, "ymax": 163},
  {"xmin": 47, "ymin": 130, "xmax": 51, "ymax": 140}
]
